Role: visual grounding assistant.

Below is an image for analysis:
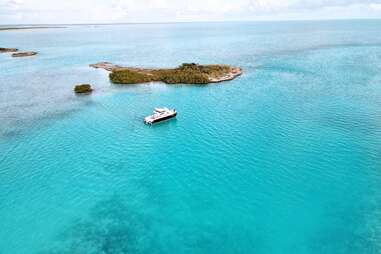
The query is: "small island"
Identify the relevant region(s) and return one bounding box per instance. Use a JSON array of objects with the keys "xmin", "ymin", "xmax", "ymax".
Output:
[
  {"xmin": 12, "ymin": 51, "xmax": 38, "ymax": 57},
  {"xmin": 0, "ymin": 47, "xmax": 18, "ymax": 53},
  {"xmin": 90, "ymin": 62, "xmax": 242, "ymax": 85},
  {"xmin": 74, "ymin": 84, "xmax": 93, "ymax": 94}
]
